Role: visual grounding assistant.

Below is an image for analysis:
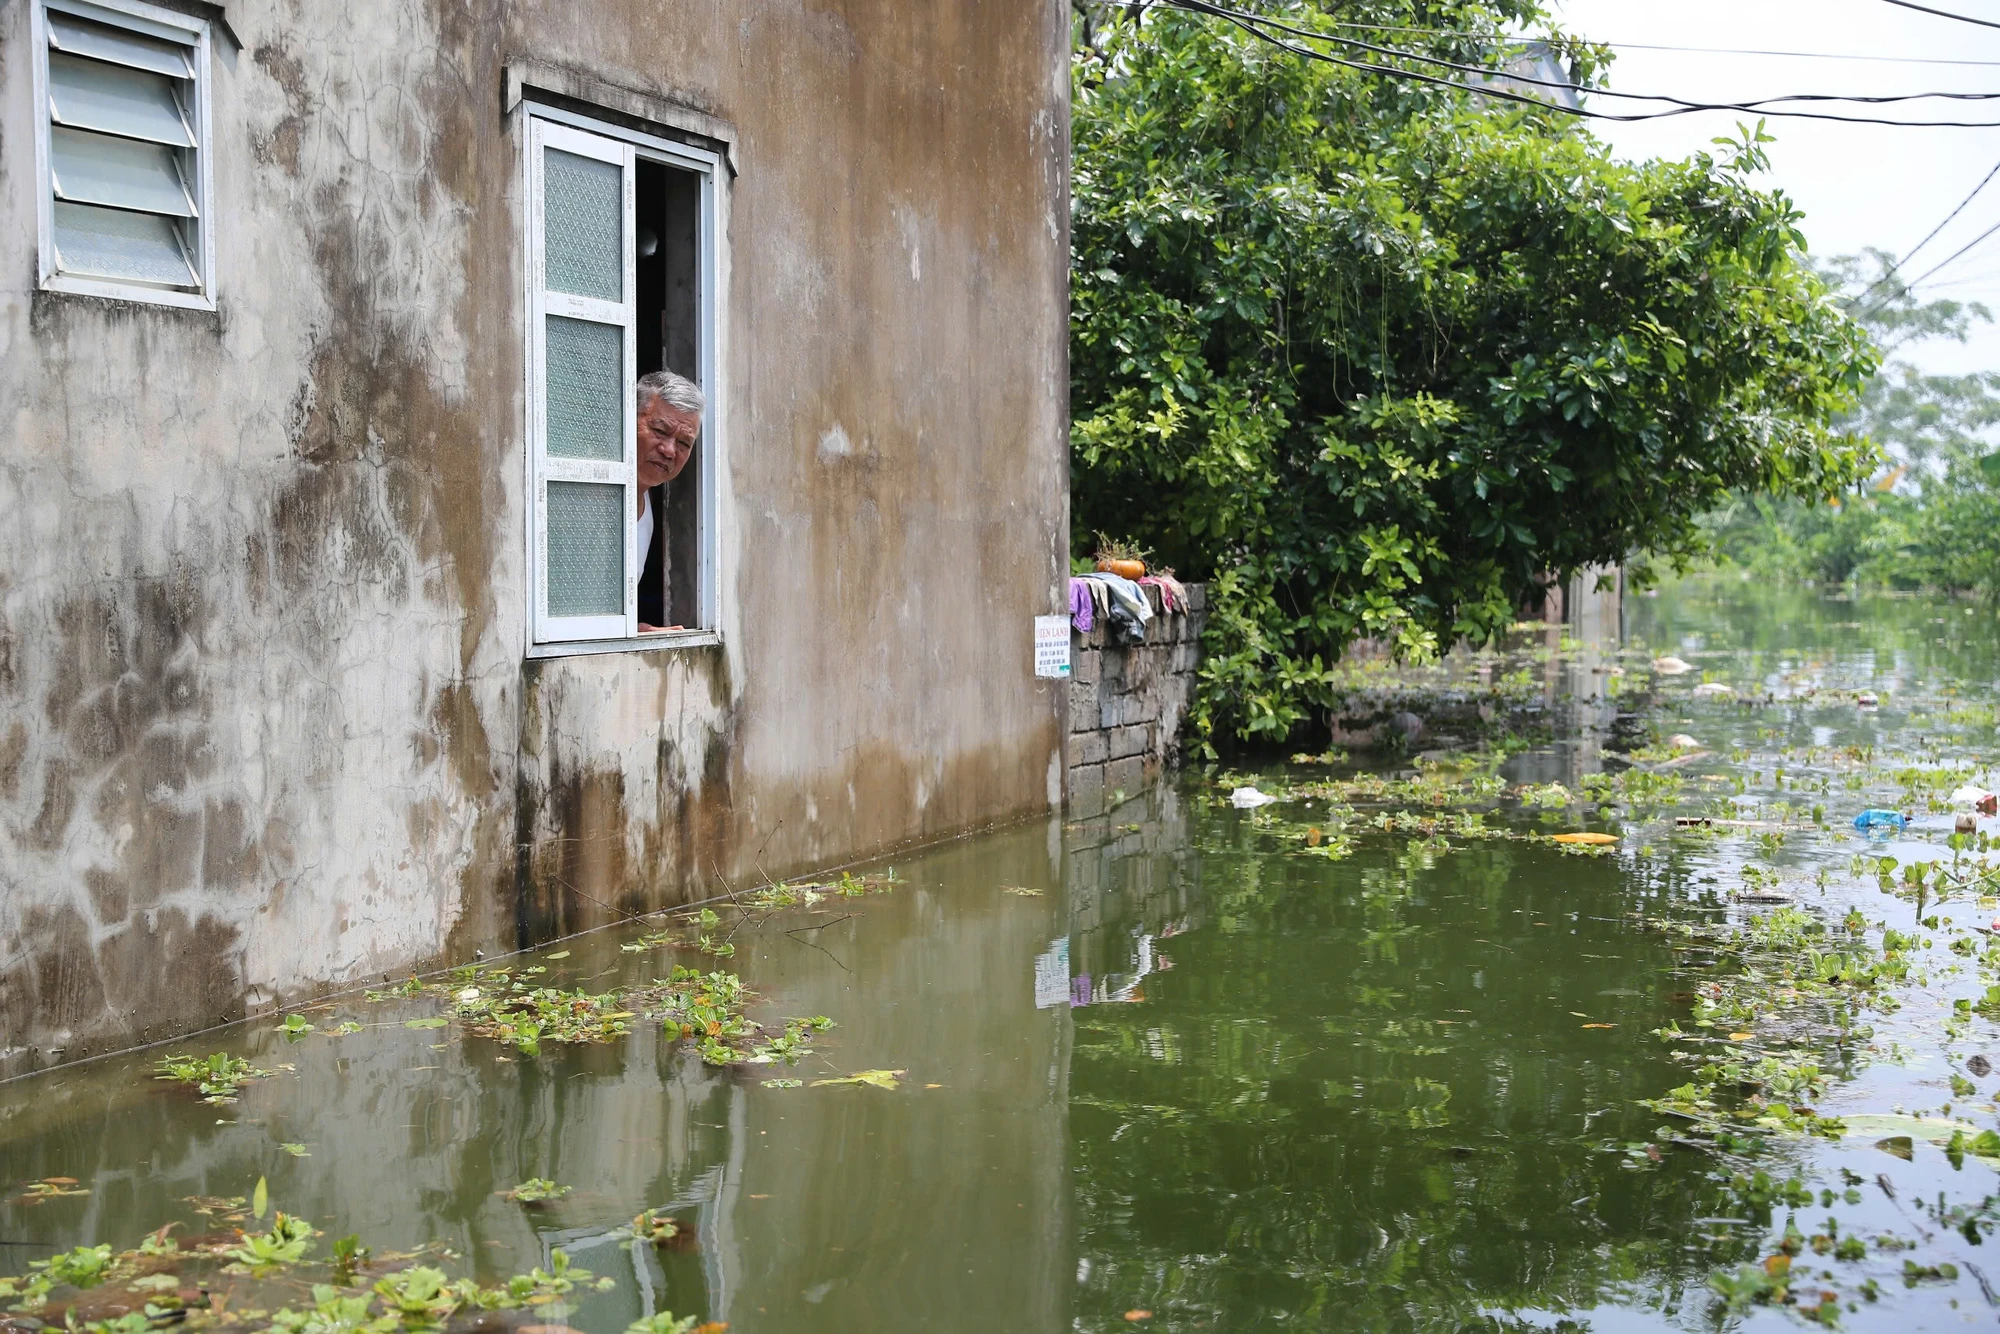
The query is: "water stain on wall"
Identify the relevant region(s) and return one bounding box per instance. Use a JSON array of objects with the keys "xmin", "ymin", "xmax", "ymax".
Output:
[{"xmin": 0, "ymin": 0, "xmax": 1069, "ymax": 1074}]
